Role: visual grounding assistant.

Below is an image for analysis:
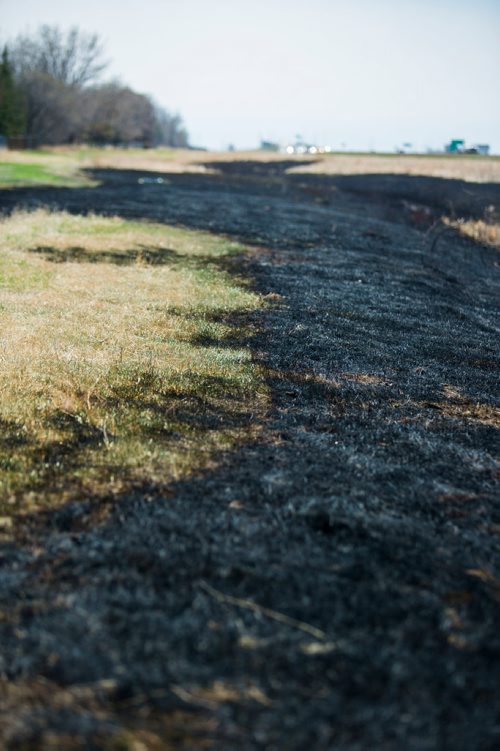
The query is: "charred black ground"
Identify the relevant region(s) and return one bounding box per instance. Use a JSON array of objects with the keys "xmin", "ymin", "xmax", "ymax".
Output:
[{"xmin": 0, "ymin": 161, "xmax": 499, "ymax": 750}]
